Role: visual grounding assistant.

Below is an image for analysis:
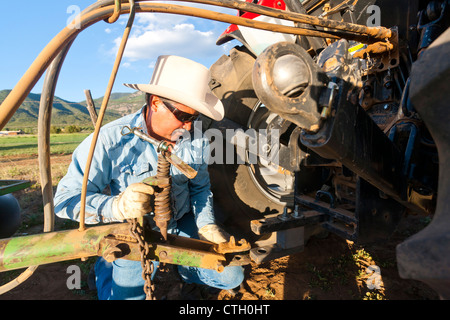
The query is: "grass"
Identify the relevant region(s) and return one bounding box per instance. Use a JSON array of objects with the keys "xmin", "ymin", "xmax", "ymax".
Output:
[
  {"xmin": 0, "ymin": 132, "xmax": 90, "ymax": 156},
  {"xmin": 0, "ymin": 149, "xmax": 98, "ymax": 299},
  {"xmin": 305, "ymin": 243, "xmax": 389, "ymax": 299}
]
